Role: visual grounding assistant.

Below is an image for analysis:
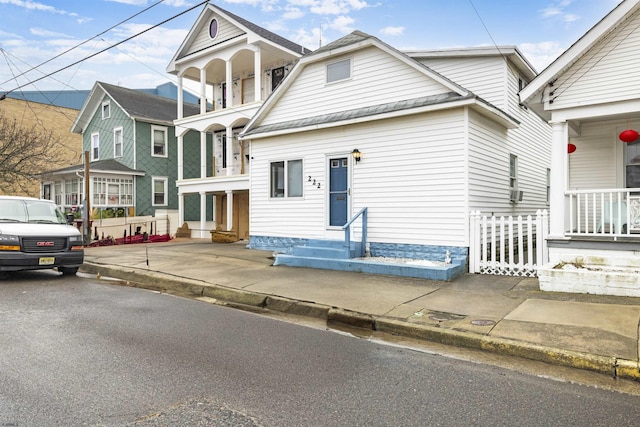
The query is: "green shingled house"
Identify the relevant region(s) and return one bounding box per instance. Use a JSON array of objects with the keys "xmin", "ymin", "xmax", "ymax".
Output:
[{"xmin": 42, "ymin": 81, "xmax": 207, "ymax": 229}]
